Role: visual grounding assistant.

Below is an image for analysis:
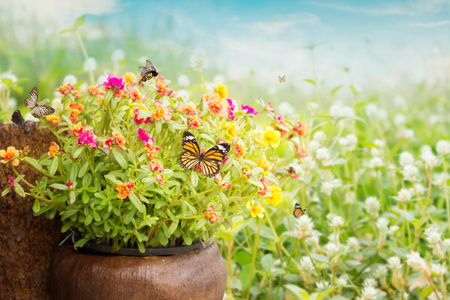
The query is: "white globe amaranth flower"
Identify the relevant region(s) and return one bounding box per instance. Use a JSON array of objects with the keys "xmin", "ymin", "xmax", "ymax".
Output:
[
  {"xmin": 338, "ymin": 137, "xmax": 349, "ymax": 151},
  {"xmin": 344, "ymin": 191, "xmax": 355, "ymax": 205},
  {"xmin": 315, "ymin": 281, "xmax": 329, "ymax": 289},
  {"xmin": 337, "ymin": 276, "xmax": 347, "ymax": 286},
  {"xmin": 0, "ymin": 71, "xmax": 18, "ymax": 83},
  {"xmin": 421, "ymin": 152, "xmax": 438, "ymax": 171},
  {"xmin": 388, "ymin": 225, "xmax": 399, "ymax": 235},
  {"xmin": 52, "ymin": 98, "xmax": 63, "ymax": 114},
  {"xmin": 431, "ymin": 263, "xmax": 446, "ymax": 276},
  {"xmin": 427, "ymin": 291, "xmax": 443, "ymax": 300},
  {"xmin": 387, "ymin": 256, "xmax": 402, "ymax": 271},
  {"xmin": 313, "ymin": 131, "xmax": 327, "ymax": 144},
  {"xmin": 365, "ymin": 197, "xmax": 380, "ymax": 217},
  {"xmin": 392, "ymin": 188, "xmax": 413, "ymax": 204},
  {"xmin": 299, "ymin": 257, "xmax": 314, "ymax": 273},
  {"xmin": 346, "ymin": 134, "xmax": 358, "ymax": 150},
  {"xmin": 84, "ymin": 57, "xmax": 97, "ymax": 72},
  {"xmin": 402, "ymin": 292, "xmax": 409, "ymax": 300},
  {"xmin": 424, "ymin": 226, "xmax": 441, "ymax": 245},
  {"xmin": 403, "ymin": 128, "xmax": 415, "ymax": 140},
  {"xmin": 62, "ymin": 74, "xmax": 77, "ymax": 85},
  {"xmin": 394, "ymin": 114, "xmax": 406, "ymax": 127},
  {"xmin": 176, "ymin": 89, "xmax": 189, "ymax": 101},
  {"xmin": 433, "ymin": 172, "xmax": 449, "ymax": 187},
  {"xmin": 301, "ymin": 156, "xmax": 317, "ymax": 173},
  {"xmin": 321, "ymin": 181, "xmax": 334, "ymax": 196},
  {"xmin": 402, "ymin": 165, "xmax": 419, "ymax": 182},
  {"xmin": 374, "ymin": 139, "xmax": 385, "ymax": 148},
  {"xmin": 375, "ymin": 265, "xmax": 388, "ymax": 278},
  {"xmin": 370, "ymin": 148, "xmax": 381, "ymax": 157},
  {"xmin": 363, "ymin": 278, "xmax": 377, "ymax": 288},
  {"xmin": 316, "ymin": 147, "xmax": 331, "ymax": 166},
  {"xmin": 278, "ymin": 102, "xmax": 296, "ymax": 117},
  {"xmin": 295, "ymin": 215, "xmax": 314, "ymax": 239},
  {"xmin": 406, "ymin": 252, "xmax": 429, "ymax": 274},
  {"xmin": 366, "ymin": 103, "xmax": 386, "ymax": 120},
  {"xmin": 324, "ymin": 242, "xmax": 339, "ymax": 256},
  {"xmin": 436, "ymin": 140, "xmax": 450, "ymax": 155},
  {"xmin": 189, "ymin": 48, "xmax": 208, "ymax": 71},
  {"xmin": 359, "ymin": 286, "xmax": 377, "ymax": 300},
  {"xmin": 111, "ymin": 49, "xmax": 125, "ymax": 63},
  {"xmin": 329, "ymin": 103, "xmax": 354, "ymax": 122},
  {"xmin": 420, "ymin": 145, "xmax": 433, "ymax": 157},
  {"xmin": 308, "ymin": 140, "xmax": 320, "ymax": 156},
  {"xmin": 444, "ymin": 239, "xmax": 450, "ymax": 247},
  {"xmin": 177, "ymin": 74, "xmax": 190, "ymax": 87},
  {"xmin": 8, "ymin": 98, "xmax": 17, "ymax": 110},
  {"xmin": 347, "ymin": 237, "xmax": 360, "ymax": 253},
  {"xmin": 376, "ymin": 218, "xmax": 389, "ymax": 232},
  {"xmin": 399, "ymin": 152, "xmax": 415, "ymax": 168},
  {"xmin": 319, "ymin": 170, "xmax": 334, "ymax": 181},
  {"xmin": 368, "ymin": 157, "xmax": 384, "ymax": 169},
  {"xmin": 329, "ymin": 215, "xmax": 345, "ymax": 229}
]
